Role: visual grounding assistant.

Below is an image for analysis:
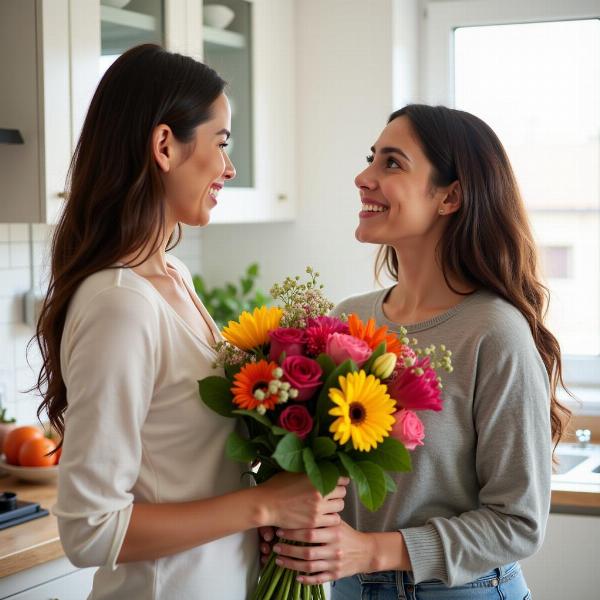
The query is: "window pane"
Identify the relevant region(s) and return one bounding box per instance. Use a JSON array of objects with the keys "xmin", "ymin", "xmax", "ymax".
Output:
[{"xmin": 454, "ymin": 20, "xmax": 600, "ymax": 356}]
